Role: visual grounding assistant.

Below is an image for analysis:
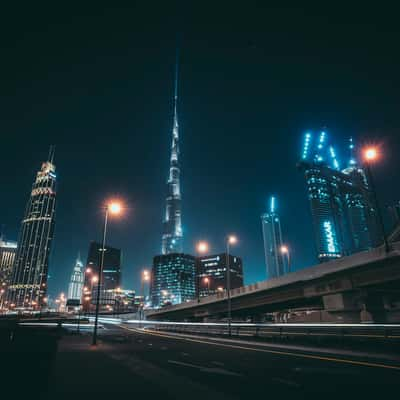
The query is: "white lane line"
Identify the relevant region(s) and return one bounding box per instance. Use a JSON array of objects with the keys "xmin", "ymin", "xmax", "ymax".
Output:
[
  {"xmin": 181, "ymin": 352, "xmax": 189, "ymax": 356},
  {"xmin": 167, "ymin": 359, "xmax": 243, "ymax": 376},
  {"xmin": 120, "ymin": 326, "xmax": 400, "ymax": 371}
]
